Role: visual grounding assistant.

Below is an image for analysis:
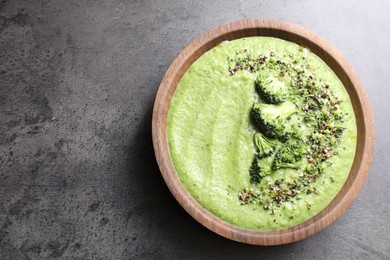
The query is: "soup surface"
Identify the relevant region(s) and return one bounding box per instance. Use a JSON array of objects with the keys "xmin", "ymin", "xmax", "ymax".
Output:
[{"xmin": 167, "ymin": 37, "xmax": 357, "ymax": 230}]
